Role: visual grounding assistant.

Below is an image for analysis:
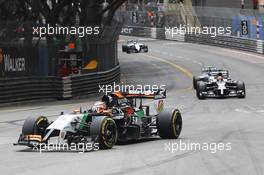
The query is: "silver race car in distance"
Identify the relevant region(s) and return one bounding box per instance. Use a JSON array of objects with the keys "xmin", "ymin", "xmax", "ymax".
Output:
[{"xmin": 122, "ymin": 40, "xmax": 148, "ymax": 54}]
